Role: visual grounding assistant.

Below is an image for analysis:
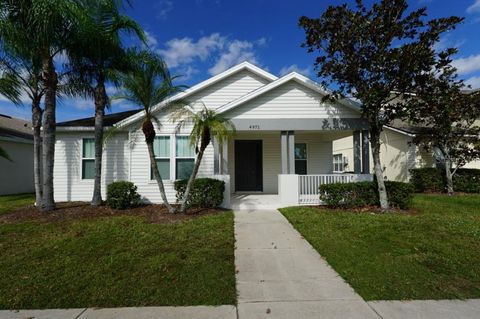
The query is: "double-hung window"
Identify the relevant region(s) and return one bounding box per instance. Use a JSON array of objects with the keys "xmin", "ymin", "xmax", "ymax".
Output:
[
  {"xmin": 294, "ymin": 143, "xmax": 307, "ymax": 175},
  {"xmin": 333, "ymin": 154, "xmax": 345, "ymax": 172},
  {"xmin": 82, "ymin": 138, "xmax": 95, "ymax": 179},
  {"xmin": 152, "ymin": 136, "xmax": 170, "ymax": 180},
  {"xmin": 176, "ymin": 136, "xmax": 195, "ymax": 180}
]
